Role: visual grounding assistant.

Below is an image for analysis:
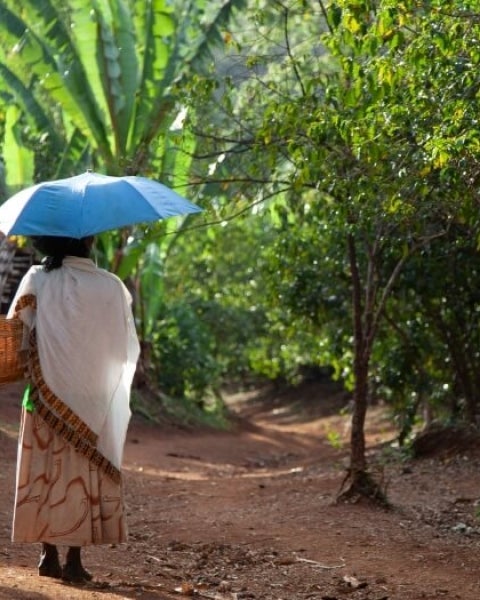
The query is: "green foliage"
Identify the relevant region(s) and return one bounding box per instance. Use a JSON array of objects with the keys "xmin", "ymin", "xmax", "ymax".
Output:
[
  {"xmin": 152, "ymin": 301, "xmax": 221, "ymax": 402},
  {"xmin": 0, "ymin": 0, "xmax": 247, "ymax": 181},
  {"xmin": 130, "ymin": 385, "xmax": 229, "ymax": 428},
  {"xmin": 326, "ymin": 429, "xmax": 344, "ymax": 450},
  {"xmin": 3, "ymin": 105, "xmax": 34, "ymax": 191},
  {"xmin": 163, "ymin": 213, "xmax": 273, "ymax": 382}
]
